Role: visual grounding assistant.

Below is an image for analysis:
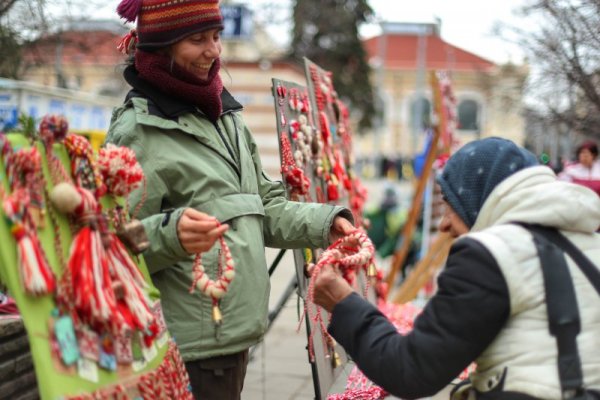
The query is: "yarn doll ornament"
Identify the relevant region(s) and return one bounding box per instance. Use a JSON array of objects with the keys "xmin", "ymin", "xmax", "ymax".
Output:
[
  {"xmin": 1, "ymin": 142, "xmax": 56, "ymax": 296},
  {"xmin": 38, "ymin": 115, "xmax": 71, "ymax": 185},
  {"xmin": 189, "ymin": 229, "xmax": 235, "ymax": 330},
  {"xmin": 63, "ymin": 134, "xmax": 105, "ymax": 197}
]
